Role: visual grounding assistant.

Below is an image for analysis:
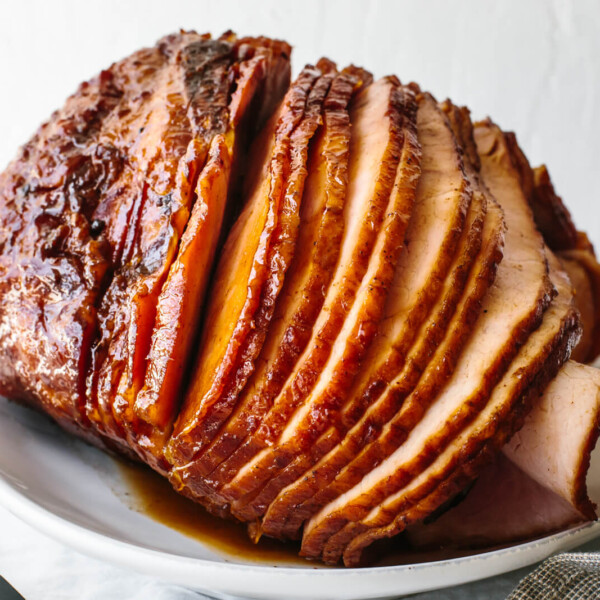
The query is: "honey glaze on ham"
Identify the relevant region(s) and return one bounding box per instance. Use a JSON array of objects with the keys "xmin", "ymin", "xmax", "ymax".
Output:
[
  {"xmin": 300, "ymin": 119, "xmax": 558, "ymax": 564},
  {"xmin": 167, "ymin": 62, "xmax": 337, "ymax": 488},
  {"xmin": 215, "ymin": 79, "xmax": 419, "ymax": 518},
  {"xmin": 2, "ymin": 30, "xmax": 600, "ymax": 567},
  {"xmin": 88, "ymin": 34, "xmax": 290, "ymax": 469},
  {"xmin": 90, "ymin": 35, "xmax": 236, "ymax": 450},
  {"xmin": 167, "ymin": 76, "xmax": 415, "ymax": 511},
  {"xmin": 134, "ymin": 37, "xmax": 292, "ymax": 434},
  {"xmin": 262, "ymin": 100, "xmax": 505, "ymax": 542},
  {"xmin": 174, "ymin": 67, "xmax": 370, "ymax": 486}
]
